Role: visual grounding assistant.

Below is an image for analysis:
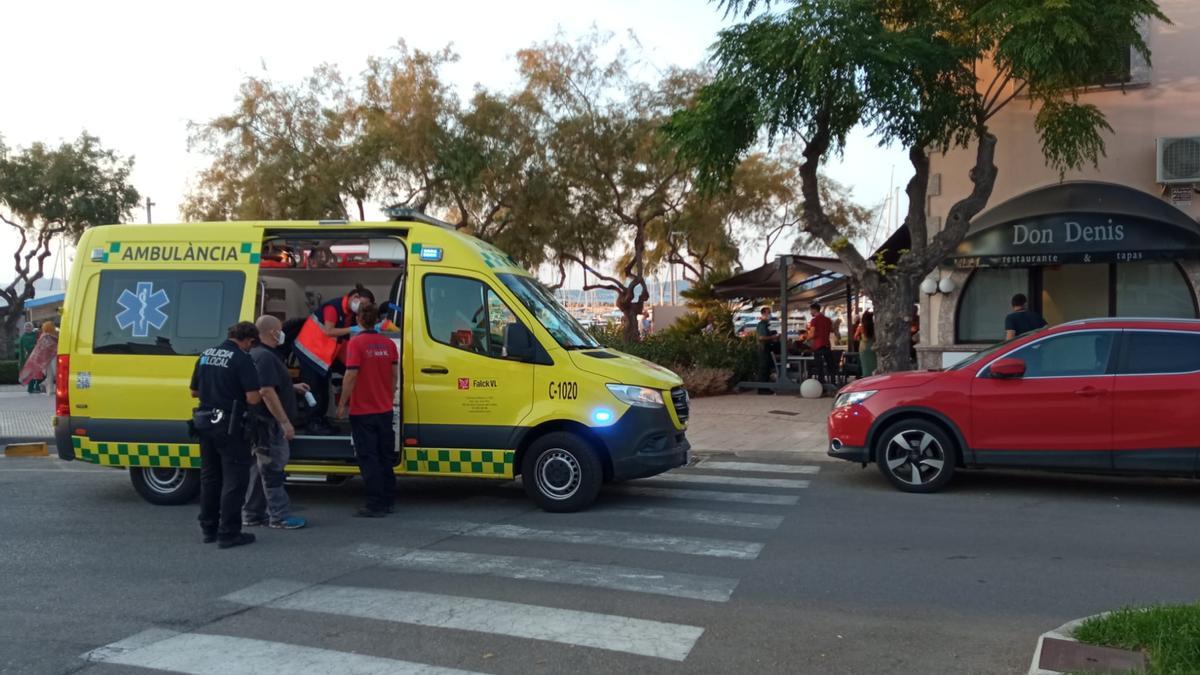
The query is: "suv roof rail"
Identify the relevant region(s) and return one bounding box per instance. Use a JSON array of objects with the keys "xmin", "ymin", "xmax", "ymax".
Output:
[
  {"xmin": 1060, "ymin": 317, "xmax": 1200, "ymax": 326},
  {"xmin": 382, "ymin": 206, "xmax": 455, "ymax": 230}
]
